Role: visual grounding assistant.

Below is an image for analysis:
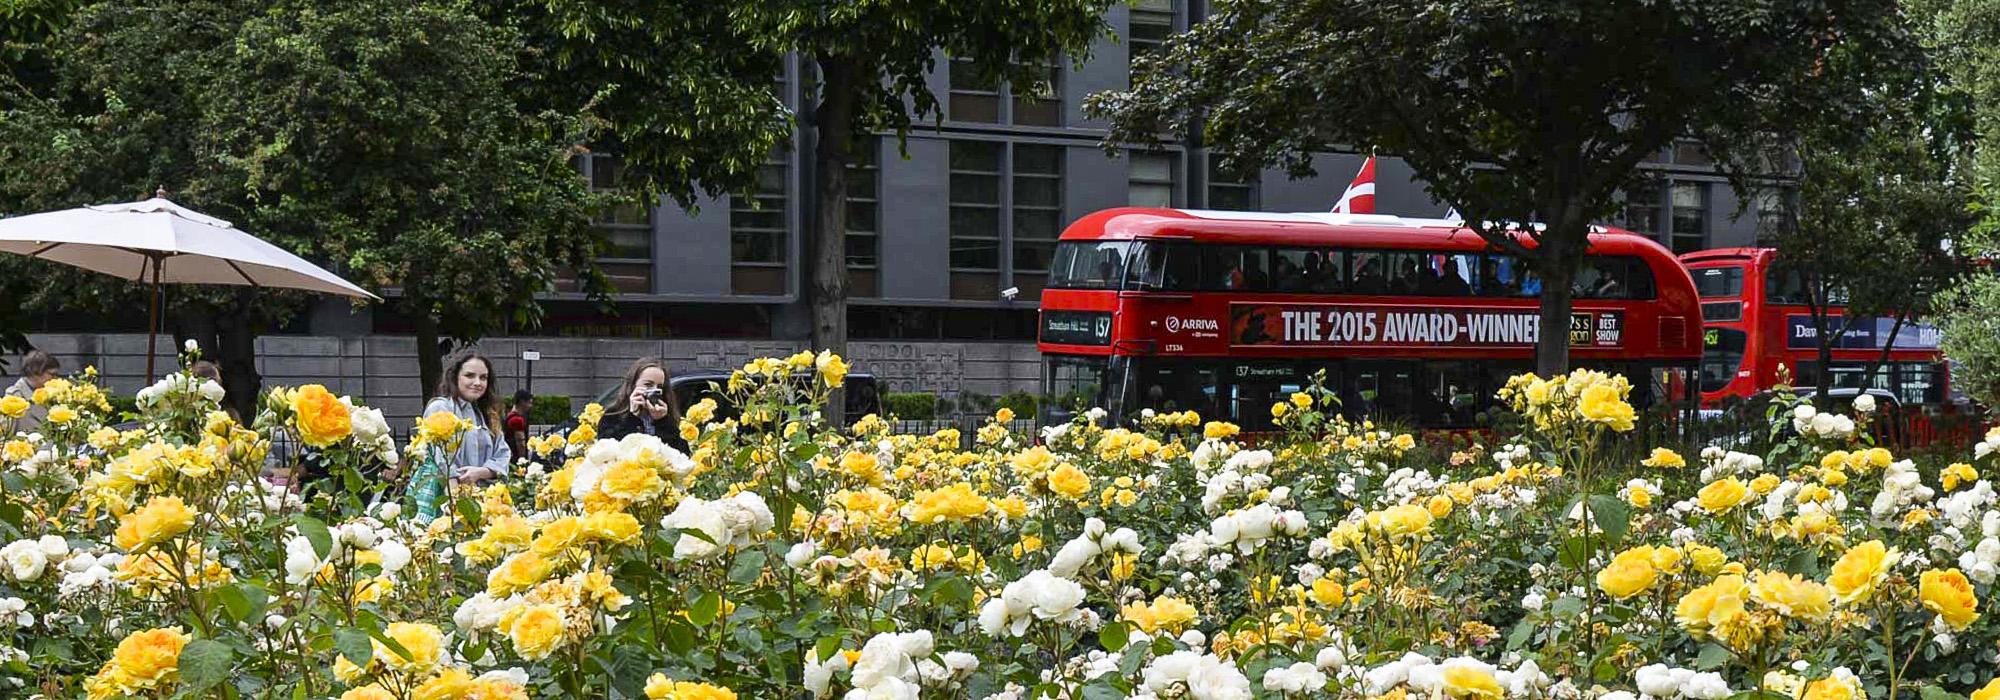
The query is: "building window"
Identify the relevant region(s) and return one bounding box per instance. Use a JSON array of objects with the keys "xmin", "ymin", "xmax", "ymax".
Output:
[
  {"xmin": 730, "ymin": 149, "xmax": 789, "ymax": 295},
  {"xmin": 1129, "ymin": 0, "xmax": 1176, "ymax": 71},
  {"xmin": 1621, "ymin": 181, "xmax": 1663, "ymax": 236},
  {"xmin": 1672, "ymin": 141, "xmax": 1713, "ymax": 167},
  {"xmin": 950, "ymin": 141, "xmax": 1004, "ymax": 302},
  {"xmin": 1754, "ymin": 186, "xmax": 1794, "ymax": 234},
  {"xmin": 1012, "ymin": 60, "xmax": 1063, "ymax": 127},
  {"xmin": 1670, "ymin": 182, "xmax": 1708, "ymax": 254},
  {"xmin": 1012, "ymin": 144, "xmax": 1065, "ymax": 277},
  {"xmin": 948, "ymin": 57, "xmax": 1001, "ymax": 123},
  {"xmin": 948, "ymin": 56, "xmax": 1063, "ymax": 127},
  {"xmin": 577, "ymin": 153, "xmax": 652, "ymax": 294},
  {"xmin": 1207, "ymin": 155, "xmax": 1257, "ymax": 209},
  {"xmin": 1129, "ymin": 151, "xmax": 1178, "ymax": 207},
  {"xmin": 845, "ymin": 140, "xmax": 881, "ymax": 297}
]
